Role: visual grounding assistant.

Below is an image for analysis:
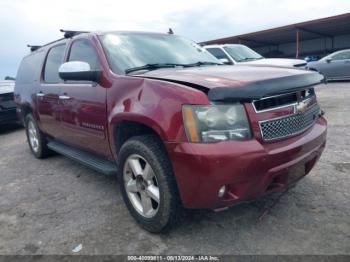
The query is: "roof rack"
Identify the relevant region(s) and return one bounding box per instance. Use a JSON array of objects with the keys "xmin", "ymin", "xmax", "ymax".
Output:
[
  {"xmin": 60, "ymin": 29, "xmax": 90, "ymax": 38},
  {"xmin": 26, "ymin": 29, "xmax": 90, "ymax": 53},
  {"xmin": 27, "ymin": 45, "xmax": 42, "ymax": 52}
]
